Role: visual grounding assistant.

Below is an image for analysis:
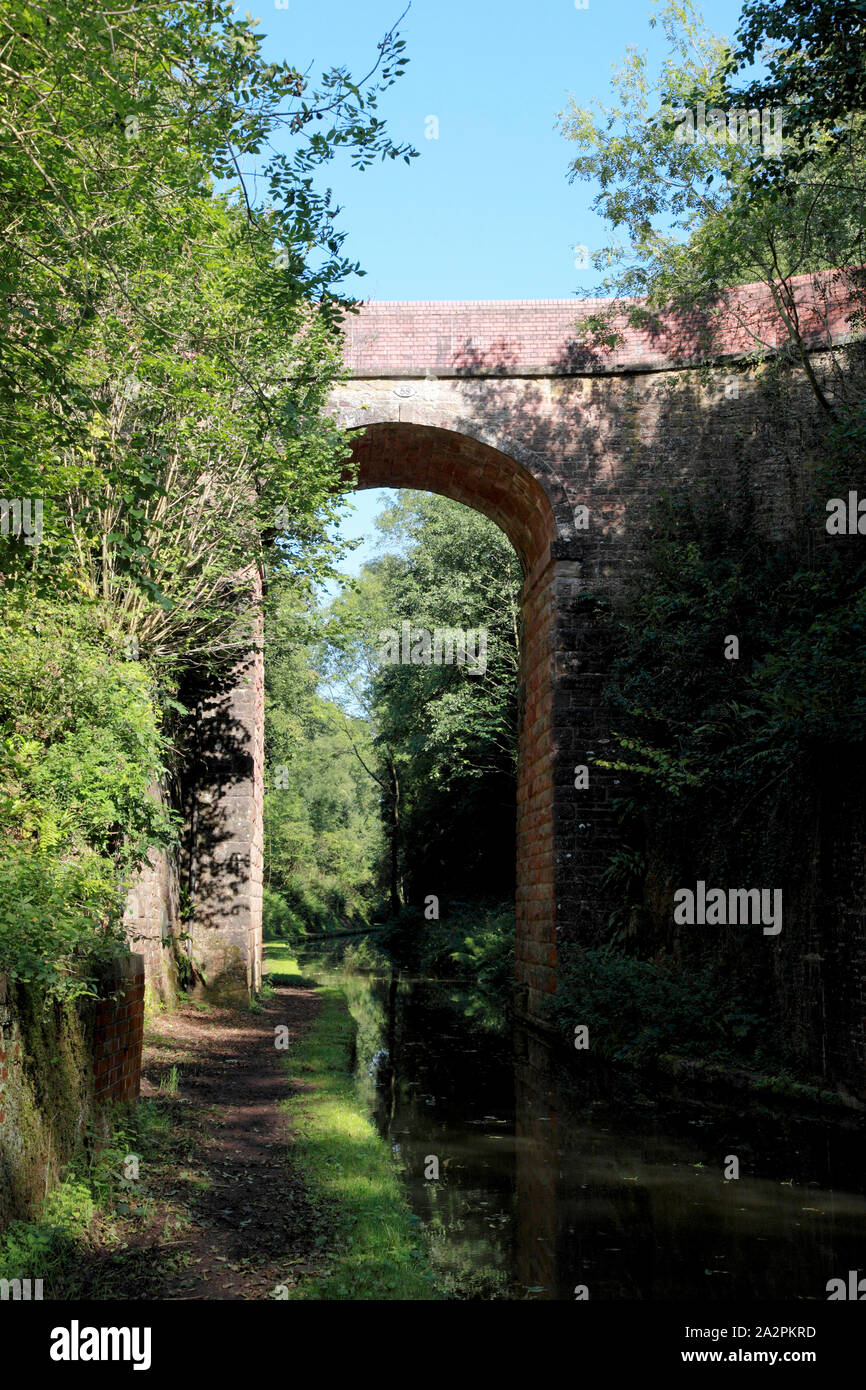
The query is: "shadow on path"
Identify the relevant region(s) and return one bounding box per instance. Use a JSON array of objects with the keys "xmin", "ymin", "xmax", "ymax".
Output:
[{"xmin": 62, "ymin": 979, "xmax": 335, "ymax": 1300}]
